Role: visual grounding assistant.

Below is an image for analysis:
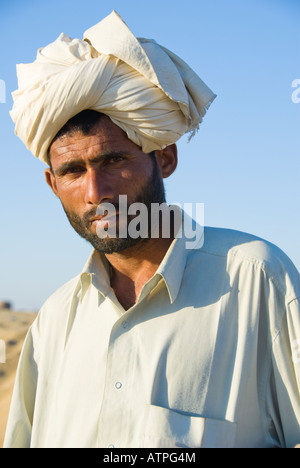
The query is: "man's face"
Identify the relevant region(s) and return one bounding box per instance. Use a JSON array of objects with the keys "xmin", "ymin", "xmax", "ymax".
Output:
[{"xmin": 45, "ymin": 116, "xmax": 174, "ymax": 254}]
